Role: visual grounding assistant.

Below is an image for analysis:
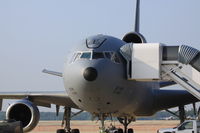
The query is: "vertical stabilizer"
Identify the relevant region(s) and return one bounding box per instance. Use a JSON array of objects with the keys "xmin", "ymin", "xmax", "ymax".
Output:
[
  {"xmin": 122, "ymin": 0, "xmax": 146, "ymax": 43},
  {"xmin": 134, "ymin": 0, "xmax": 140, "ymax": 33}
]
